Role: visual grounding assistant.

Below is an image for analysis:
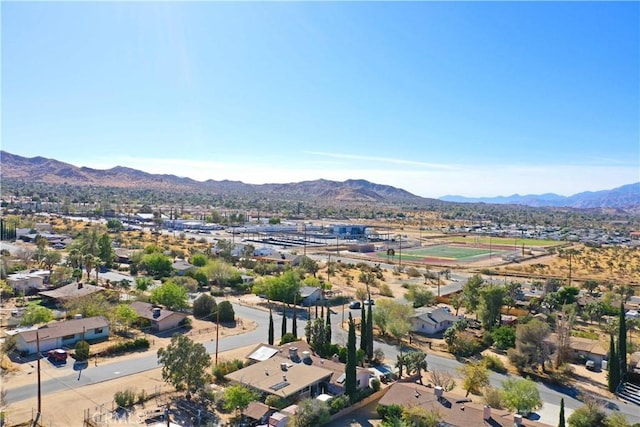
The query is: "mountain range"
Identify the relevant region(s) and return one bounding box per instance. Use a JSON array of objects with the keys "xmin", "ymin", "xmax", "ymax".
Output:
[
  {"xmin": 1, "ymin": 151, "xmax": 638, "ymax": 210},
  {"xmin": 440, "ymin": 183, "xmax": 640, "ymax": 209}
]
